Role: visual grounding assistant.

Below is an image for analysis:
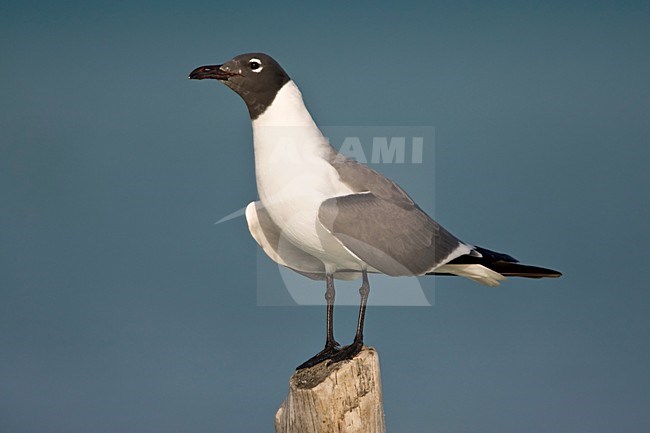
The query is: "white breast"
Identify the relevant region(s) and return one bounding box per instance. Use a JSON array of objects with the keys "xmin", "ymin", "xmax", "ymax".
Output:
[{"xmin": 251, "ymin": 81, "xmax": 361, "ymax": 271}]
